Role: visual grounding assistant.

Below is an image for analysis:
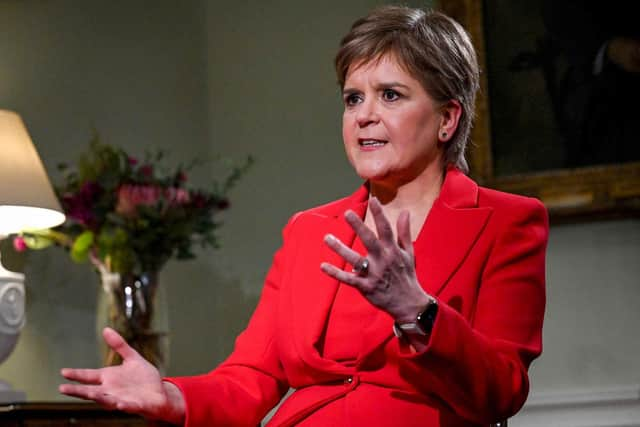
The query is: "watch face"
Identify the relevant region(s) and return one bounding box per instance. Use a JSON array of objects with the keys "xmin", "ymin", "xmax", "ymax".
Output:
[
  {"xmin": 393, "ymin": 300, "xmax": 439, "ymax": 339},
  {"xmin": 417, "ymin": 301, "xmax": 438, "ymax": 334}
]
